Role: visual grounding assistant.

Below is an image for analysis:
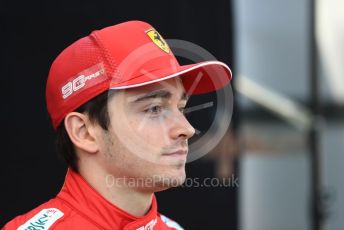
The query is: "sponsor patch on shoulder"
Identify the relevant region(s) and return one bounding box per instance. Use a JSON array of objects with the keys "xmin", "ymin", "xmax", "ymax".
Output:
[
  {"xmin": 18, "ymin": 208, "xmax": 64, "ymax": 230},
  {"xmin": 160, "ymin": 214, "xmax": 184, "ymax": 230}
]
